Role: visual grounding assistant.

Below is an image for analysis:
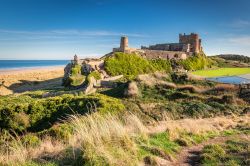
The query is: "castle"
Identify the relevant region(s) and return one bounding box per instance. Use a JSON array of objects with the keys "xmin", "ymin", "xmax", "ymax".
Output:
[
  {"xmin": 113, "ymin": 33, "xmax": 203, "ymax": 60},
  {"xmin": 68, "ymin": 33, "xmax": 203, "ymax": 76},
  {"xmin": 64, "ymin": 33, "xmax": 204, "ymax": 93}
]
